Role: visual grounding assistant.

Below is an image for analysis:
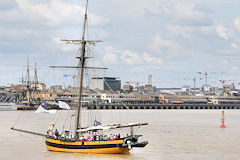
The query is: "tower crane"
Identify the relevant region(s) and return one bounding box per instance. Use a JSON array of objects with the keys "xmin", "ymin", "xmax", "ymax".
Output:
[
  {"xmin": 197, "ymin": 72, "xmax": 208, "ymax": 85},
  {"xmin": 125, "ymin": 81, "xmax": 140, "ymax": 86},
  {"xmin": 63, "ymin": 74, "xmax": 76, "ymax": 87},
  {"xmin": 197, "ymin": 72, "xmax": 226, "ymax": 85},
  {"xmin": 184, "ymin": 77, "xmax": 202, "ymax": 92}
]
